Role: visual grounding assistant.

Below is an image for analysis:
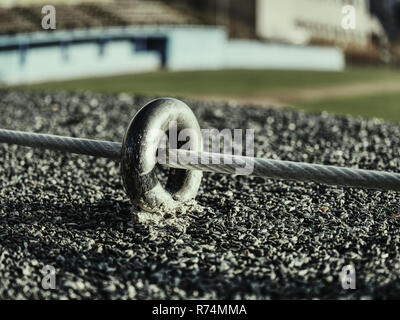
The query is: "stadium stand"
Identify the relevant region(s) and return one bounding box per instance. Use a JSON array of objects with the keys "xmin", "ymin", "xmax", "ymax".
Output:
[
  {"xmin": 14, "ymin": 4, "xmax": 103, "ymax": 30},
  {"xmin": 0, "ymin": 6, "xmax": 36, "ymax": 35},
  {"xmin": 0, "ymin": 0, "xmax": 200, "ymax": 35},
  {"xmin": 77, "ymin": 3, "xmax": 128, "ymax": 28},
  {"xmin": 102, "ymin": 1, "xmax": 195, "ymax": 25}
]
